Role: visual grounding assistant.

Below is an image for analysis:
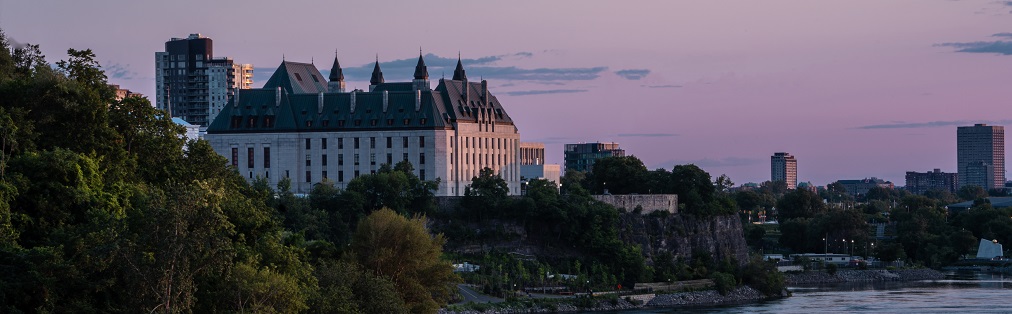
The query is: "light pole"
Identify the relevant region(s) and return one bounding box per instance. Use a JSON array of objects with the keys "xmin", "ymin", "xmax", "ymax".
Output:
[{"xmin": 823, "ymin": 235, "xmax": 828, "ymax": 255}]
